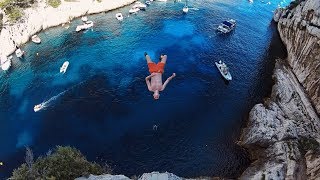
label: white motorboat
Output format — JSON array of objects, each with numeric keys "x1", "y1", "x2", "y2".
[
  {"x1": 34, "y1": 103, "x2": 45, "y2": 112},
  {"x1": 215, "y1": 60, "x2": 232, "y2": 81},
  {"x1": 135, "y1": 1, "x2": 147, "y2": 9},
  {"x1": 81, "y1": 16, "x2": 88, "y2": 22},
  {"x1": 116, "y1": 13, "x2": 123, "y2": 21},
  {"x1": 1, "y1": 55, "x2": 11, "y2": 71},
  {"x1": 217, "y1": 19, "x2": 236, "y2": 34},
  {"x1": 31, "y1": 35, "x2": 41, "y2": 44},
  {"x1": 183, "y1": 5, "x2": 189, "y2": 13},
  {"x1": 15, "y1": 48, "x2": 24, "y2": 58},
  {"x1": 129, "y1": 6, "x2": 140, "y2": 14},
  {"x1": 76, "y1": 21, "x2": 94, "y2": 32},
  {"x1": 146, "y1": 1, "x2": 151, "y2": 5},
  {"x1": 60, "y1": 61, "x2": 69, "y2": 74}
]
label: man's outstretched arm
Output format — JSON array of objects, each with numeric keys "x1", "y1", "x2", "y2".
[{"x1": 161, "y1": 73, "x2": 176, "y2": 91}]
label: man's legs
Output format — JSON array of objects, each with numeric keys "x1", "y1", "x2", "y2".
[
  {"x1": 145, "y1": 52, "x2": 153, "y2": 64},
  {"x1": 160, "y1": 54, "x2": 167, "y2": 64}
]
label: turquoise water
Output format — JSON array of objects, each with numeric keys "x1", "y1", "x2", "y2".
[{"x1": 0, "y1": 0, "x2": 289, "y2": 178}]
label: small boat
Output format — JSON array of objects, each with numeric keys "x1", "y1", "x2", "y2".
[
  {"x1": 135, "y1": 1, "x2": 147, "y2": 10},
  {"x1": 60, "y1": 61, "x2": 69, "y2": 74},
  {"x1": 34, "y1": 103, "x2": 44, "y2": 112},
  {"x1": 146, "y1": 1, "x2": 151, "y2": 5},
  {"x1": 157, "y1": 0, "x2": 167, "y2": 1},
  {"x1": 76, "y1": 21, "x2": 94, "y2": 32},
  {"x1": 1, "y1": 55, "x2": 11, "y2": 71},
  {"x1": 116, "y1": 13, "x2": 123, "y2": 21},
  {"x1": 129, "y1": 6, "x2": 140, "y2": 14},
  {"x1": 31, "y1": 35, "x2": 41, "y2": 44},
  {"x1": 81, "y1": 16, "x2": 88, "y2": 22},
  {"x1": 217, "y1": 19, "x2": 236, "y2": 34},
  {"x1": 215, "y1": 60, "x2": 232, "y2": 81},
  {"x1": 183, "y1": 5, "x2": 189, "y2": 13},
  {"x1": 15, "y1": 48, "x2": 24, "y2": 58}
]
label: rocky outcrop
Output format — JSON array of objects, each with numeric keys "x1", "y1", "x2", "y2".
[
  {"x1": 75, "y1": 172, "x2": 201, "y2": 180},
  {"x1": 240, "y1": 0, "x2": 320, "y2": 179},
  {"x1": 275, "y1": 0, "x2": 320, "y2": 114},
  {"x1": 240, "y1": 61, "x2": 320, "y2": 179},
  {"x1": 0, "y1": 0, "x2": 136, "y2": 57}
]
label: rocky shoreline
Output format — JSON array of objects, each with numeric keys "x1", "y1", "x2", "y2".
[
  {"x1": 239, "y1": 0, "x2": 320, "y2": 179},
  {"x1": 0, "y1": 0, "x2": 136, "y2": 57}
]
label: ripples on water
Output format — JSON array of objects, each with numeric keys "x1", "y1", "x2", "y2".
[{"x1": 0, "y1": 0, "x2": 289, "y2": 178}]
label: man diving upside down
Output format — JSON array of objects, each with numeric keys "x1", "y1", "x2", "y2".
[{"x1": 144, "y1": 52, "x2": 176, "y2": 100}]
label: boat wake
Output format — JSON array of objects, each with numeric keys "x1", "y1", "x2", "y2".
[
  {"x1": 34, "y1": 90, "x2": 66, "y2": 112},
  {"x1": 34, "y1": 81, "x2": 86, "y2": 112}
]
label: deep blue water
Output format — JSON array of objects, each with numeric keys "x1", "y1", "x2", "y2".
[{"x1": 0, "y1": 0, "x2": 289, "y2": 178}]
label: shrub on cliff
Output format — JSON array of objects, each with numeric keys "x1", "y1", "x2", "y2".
[
  {"x1": 11, "y1": 146, "x2": 108, "y2": 180},
  {"x1": 47, "y1": 0, "x2": 61, "y2": 8},
  {"x1": 0, "y1": 0, "x2": 35, "y2": 22}
]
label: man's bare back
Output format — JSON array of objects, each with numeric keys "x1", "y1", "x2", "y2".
[{"x1": 145, "y1": 53, "x2": 176, "y2": 99}]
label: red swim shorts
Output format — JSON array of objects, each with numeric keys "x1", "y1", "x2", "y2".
[{"x1": 148, "y1": 62, "x2": 165, "y2": 74}]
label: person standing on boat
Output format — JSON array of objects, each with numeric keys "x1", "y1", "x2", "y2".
[{"x1": 144, "y1": 52, "x2": 176, "y2": 100}]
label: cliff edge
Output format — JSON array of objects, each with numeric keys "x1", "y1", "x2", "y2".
[{"x1": 240, "y1": 0, "x2": 320, "y2": 179}]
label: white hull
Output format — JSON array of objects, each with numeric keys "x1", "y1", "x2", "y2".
[
  {"x1": 31, "y1": 35, "x2": 41, "y2": 44},
  {"x1": 15, "y1": 48, "x2": 24, "y2": 58},
  {"x1": 76, "y1": 21, "x2": 93, "y2": 32},
  {"x1": 217, "y1": 19, "x2": 236, "y2": 34},
  {"x1": 34, "y1": 103, "x2": 44, "y2": 112},
  {"x1": 116, "y1": 13, "x2": 124, "y2": 21},
  {"x1": 1, "y1": 55, "x2": 11, "y2": 71},
  {"x1": 60, "y1": 61, "x2": 69, "y2": 74},
  {"x1": 129, "y1": 7, "x2": 140, "y2": 13},
  {"x1": 183, "y1": 6, "x2": 189, "y2": 13},
  {"x1": 135, "y1": 1, "x2": 147, "y2": 9},
  {"x1": 215, "y1": 61, "x2": 232, "y2": 81},
  {"x1": 81, "y1": 16, "x2": 88, "y2": 22}
]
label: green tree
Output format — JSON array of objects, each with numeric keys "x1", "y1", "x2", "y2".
[{"x1": 11, "y1": 146, "x2": 108, "y2": 180}]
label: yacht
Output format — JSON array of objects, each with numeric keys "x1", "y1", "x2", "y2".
[
  {"x1": 183, "y1": 5, "x2": 188, "y2": 13},
  {"x1": 76, "y1": 21, "x2": 94, "y2": 32},
  {"x1": 129, "y1": 6, "x2": 140, "y2": 14},
  {"x1": 60, "y1": 61, "x2": 69, "y2": 74},
  {"x1": 116, "y1": 13, "x2": 124, "y2": 21},
  {"x1": 215, "y1": 60, "x2": 232, "y2": 81},
  {"x1": 81, "y1": 16, "x2": 88, "y2": 22},
  {"x1": 31, "y1": 35, "x2": 41, "y2": 44},
  {"x1": 15, "y1": 48, "x2": 24, "y2": 58},
  {"x1": 135, "y1": 1, "x2": 147, "y2": 10},
  {"x1": 34, "y1": 103, "x2": 45, "y2": 112},
  {"x1": 1, "y1": 55, "x2": 11, "y2": 71},
  {"x1": 217, "y1": 19, "x2": 236, "y2": 33}
]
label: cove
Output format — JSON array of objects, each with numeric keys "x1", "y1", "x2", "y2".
[{"x1": 0, "y1": 0, "x2": 289, "y2": 178}]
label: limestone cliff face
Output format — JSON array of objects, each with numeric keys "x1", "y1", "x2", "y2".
[
  {"x1": 0, "y1": 0, "x2": 136, "y2": 57},
  {"x1": 240, "y1": 0, "x2": 320, "y2": 179},
  {"x1": 275, "y1": 0, "x2": 320, "y2": 114},
  {"x1": 240, "y1": 61, "x2": 320, "y2": 179}
]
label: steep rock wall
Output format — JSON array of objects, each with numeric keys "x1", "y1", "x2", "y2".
[{"x1": 275, "y1": 0, "x2": 320, "y2": 114}]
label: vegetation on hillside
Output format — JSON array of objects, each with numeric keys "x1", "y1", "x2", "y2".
[
  {"x1": 0, "y1": 0, "x2": 35, "y2": 22},
  {"x1": 47, "y1": 0, "x2": 61, "y2": 8},
  {"x1": 11, "y1": 146, "x2": 109, "y2": 180}
]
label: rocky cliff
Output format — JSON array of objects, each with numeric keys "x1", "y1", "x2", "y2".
[
  {"x1": 274, "y1": 0, "x2": 320, "y2": 114},
  {"x1": 240, "y1": 0, "x2": 320, "y2": 179},
  {"x1": 0, "y1": 0, "x2": 136, "y2": 57}
]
